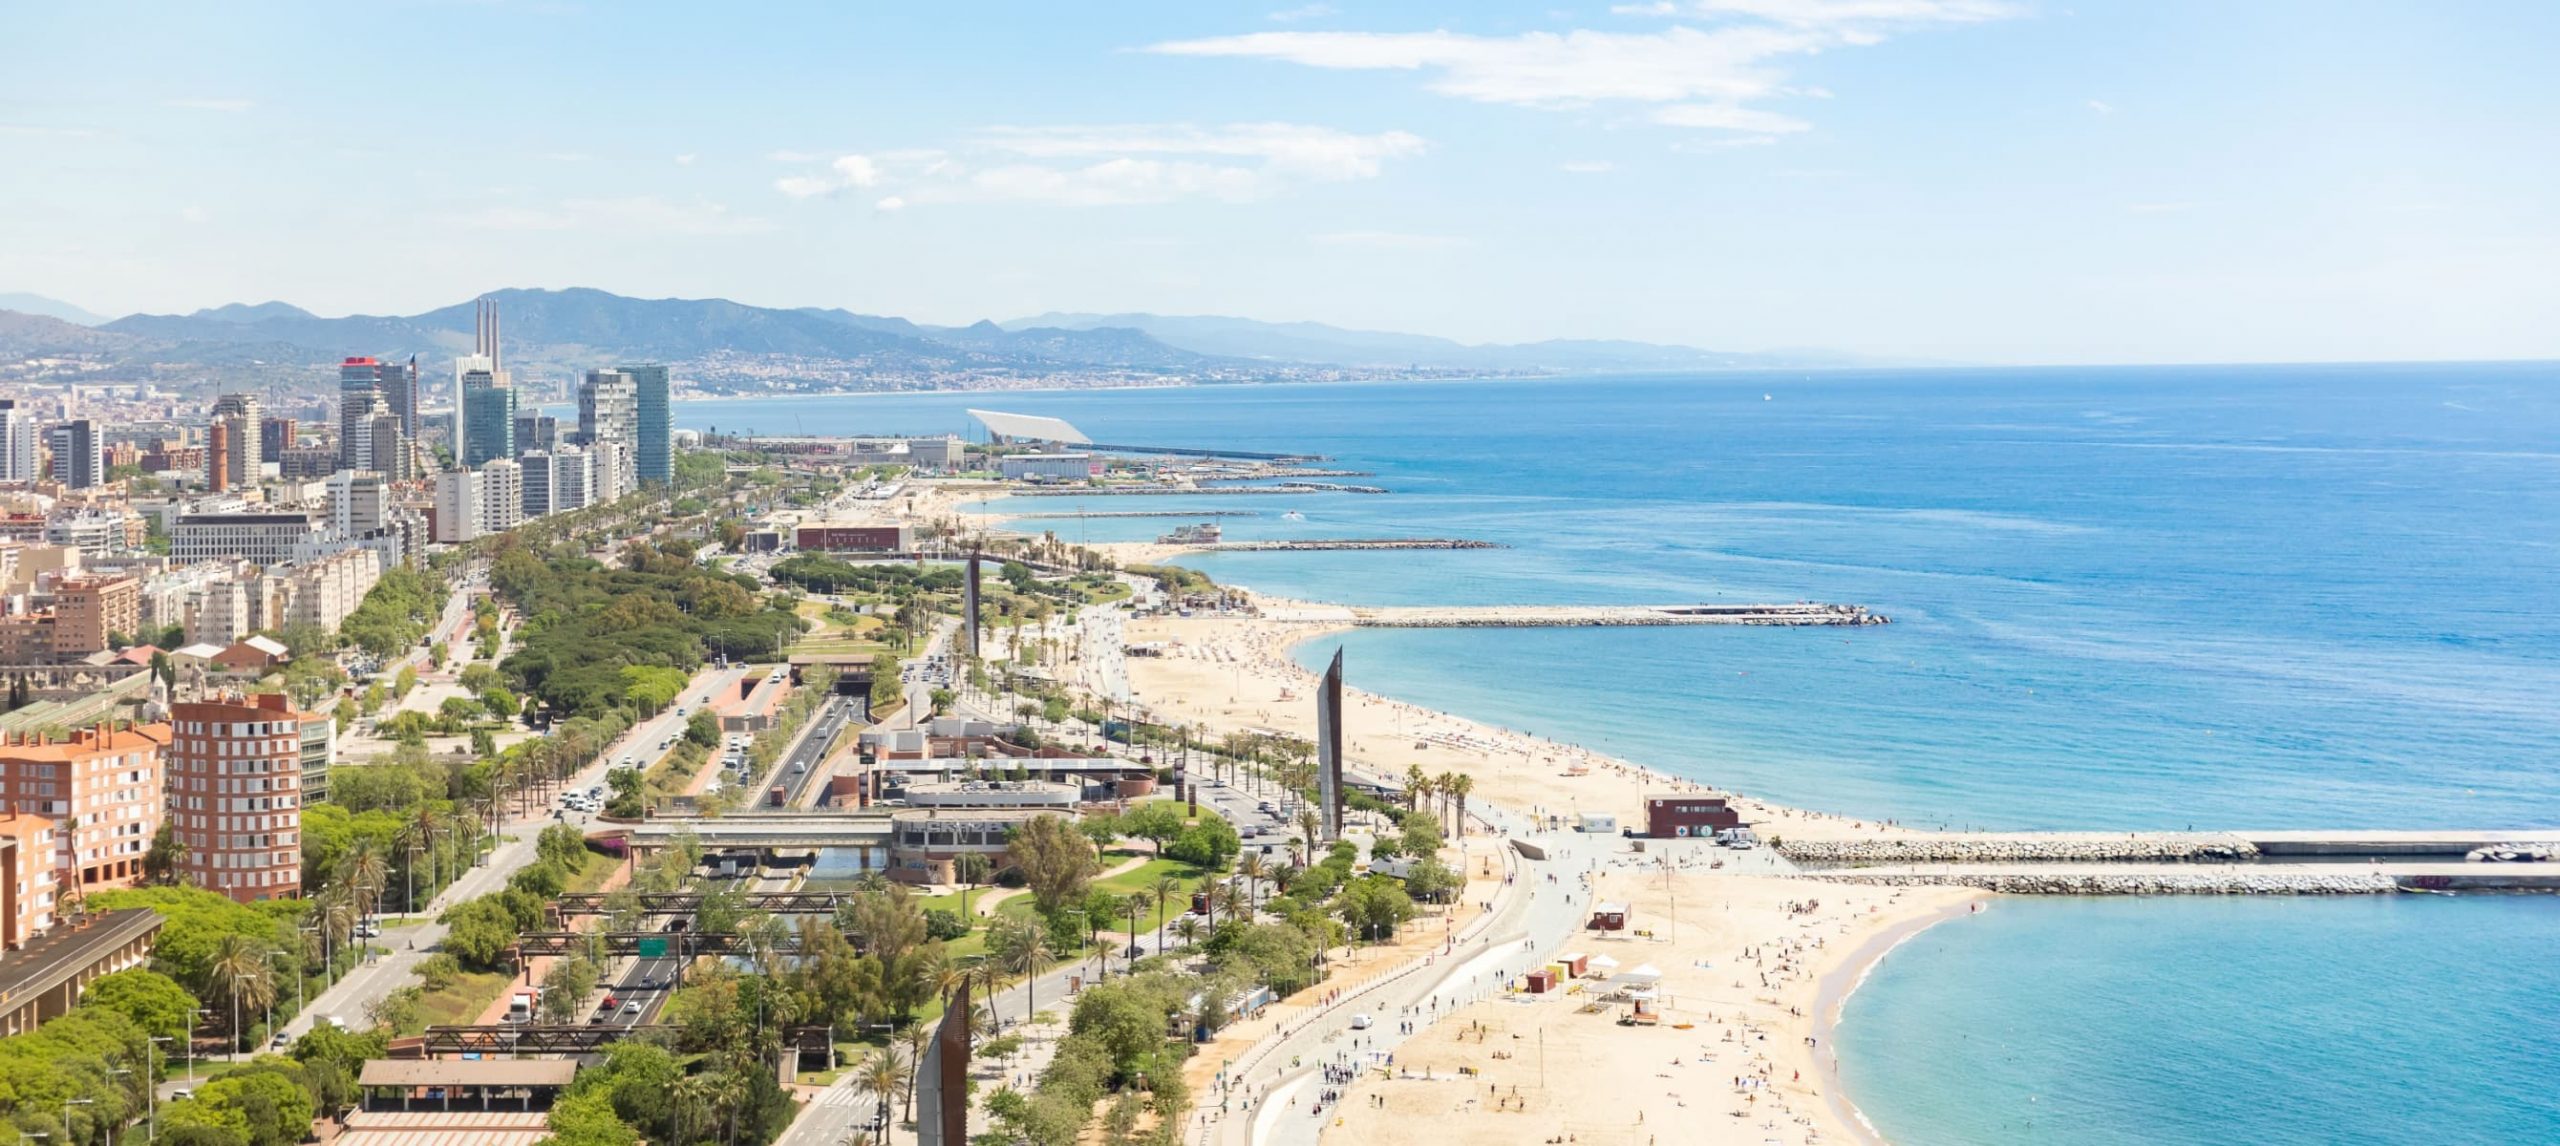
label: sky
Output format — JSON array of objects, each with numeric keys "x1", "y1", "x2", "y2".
[{"x1": 4, "y1": 0, "x2": 2557, "y2": 365}]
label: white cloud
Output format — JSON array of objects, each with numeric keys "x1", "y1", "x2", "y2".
[
  {"x1": 773, "y1": 123, "x2": 1424, "y2": 208},
  {"x1": 674, "y1": 153, "x2": 698, "y2": 166},
  {"x1": 179, "y1": 206, "x2": 208, "y2": 223},
  {"x1": 1611, "y1": 2, "x2": 1679, "y2": 13},
  {"x1": 163, "y1": 97, "x2": 252, "y2": 113},
  {"x1": 1147, "y1": 2, "x2": 2018, "y2": 140},
  {"x1": 1560, "y1": 160, "x2": 1616, "y2": 173},
  {"x1": 1269, "y1": 2, "x2": 1336, "y2": 20},
  {"x1": 874, "y1": 196, "x2": 906, "y2": 212},
  {"x1": 2087, "y1": 98, "x2": 2115, "y2": 114},
  {"x1": 1312, "y1": 230, "x2": 1469, "y2": 248}
]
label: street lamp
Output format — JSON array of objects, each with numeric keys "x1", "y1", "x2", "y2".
[
  {"x1": 148, "y1": 1036, "x2": 173, "y2": 1142},
  {"x1": 61, "y1": 1098, "x2": 93, "y2": 1146}
]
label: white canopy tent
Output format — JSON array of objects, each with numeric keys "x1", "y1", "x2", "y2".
[{"x1": 1616, "y1": 963, "x2": 1663, "y2": 986}]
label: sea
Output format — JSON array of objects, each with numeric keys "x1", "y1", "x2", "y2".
[{"x1": 677, "y1": 363, "x2": 2560, "y2": 1144}]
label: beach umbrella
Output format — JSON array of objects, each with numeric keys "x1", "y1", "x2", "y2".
[{"x1": 1588, "y1": 954, "x2": 1620, "y2": 971}]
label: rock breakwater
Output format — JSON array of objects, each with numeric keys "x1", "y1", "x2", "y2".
[
  {"x1": 1779, "y1": 834, "x2": 2260, "y2": 864},
  {"x1": 1809, "y1": 871, "x2": 2397, "y2": 895}
]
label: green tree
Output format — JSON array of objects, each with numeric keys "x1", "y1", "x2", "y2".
[
  {"x1": 685, "y1": 709, "x2": 719, "y2": 747},
  {"x1": 81, "y1": 968, "x2": 199, "y2": 1042},
  {"x1": 1119, "y1": 801, "x2": 1186, "y2": 857},
  {"x1": 1004, "y1": 814, "x2": 1100, "y2": 915}
]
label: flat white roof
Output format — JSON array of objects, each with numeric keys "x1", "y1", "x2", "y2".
[{"x1": 968, "y1": 409, "x2": 1091, "y2": 445}]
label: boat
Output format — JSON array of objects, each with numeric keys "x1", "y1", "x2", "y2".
[
  {"x1": 1158, "y1": 522, "x2": 1224, "y2": 544},
  {"x1": 1281, "y1": 510, "x2": 1306, "y2": 521}
]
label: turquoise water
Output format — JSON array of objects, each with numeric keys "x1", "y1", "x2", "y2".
[
  {"x1": 678, "y1": 365, "x2": 2560, "y2": 1142},
  {"x1": 1838, "y1": 896, "x2": 2560, "y2": 1145}
]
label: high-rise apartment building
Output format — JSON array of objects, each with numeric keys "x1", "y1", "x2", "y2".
[
  {"x1": 578, "y1": 369, "x2": 638, "y2": 450},
  {"x1": 52, "y1": 575, "x2": 138, "y2": 657},
  {"x1": 627, "y1": 364, "x2": 672, "y2": 485},
  {"x1": 326, "y1": 471, "x2": 387, "y2": 538},
  {"x1": 47, "y1": 420, "x2": 101, "y2": 489},
  {"x1": 513, "y1": 411, "x2": 558, "y2": 455},
  {"x1": 168, "y1": 696, "x2": 305, "y2": 903},
  {"x1": 0, "y1": 814, "x2": 61, "y2": 949},
  {"x1": 479, "y1": 458, "x2": 522, "y2": 534},
  {"x1": 209, "y1": 393, "x2": 263, "y2": 490},
  {"x1": 0, "y1": 400, "x2": 38, "y2": 483},
  {"x1": 367, "y1": 412, "x2": 408, "y2": 481},
  {"x1": 0, "y1": 724, "x2": 168, "y2": 893},
  {"x1": 431, "y1": 463, "x2": 521, "y2": 543},
  {"x1": 259, "y1": 416, "x2": 297, "y2": 463},
  {"x1": 339, "y1": 358, "x2": 386, "y2": 472},
  {"x1": 520, "y1": 448, "x2": 595, "y2": 518}
]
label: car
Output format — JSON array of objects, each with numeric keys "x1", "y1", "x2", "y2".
[
  {"x1": 1350, "y1": 1013, "x2": 1374, "y2": 1030},
  {"x1": 622, "y1": 1001, "x2": 644, "y2": 1017},
  {"x1": 639, "y1": 976, "x2": 662, "y2": 990},
  {"x1": 271, "y1": 1032, "x2": 289, "y2": 1048},
  {"x1": 587, "y1": 1014, "x2": 607, "y2": 1025},
  {"x1": 171, "y1": 1089, "x2": 193, "y2": 1101},
  {"x1": 601, "y1": 994, "x2": 619, "y2": 1009}
]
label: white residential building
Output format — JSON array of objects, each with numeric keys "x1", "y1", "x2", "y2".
[{"x1": 170, "y1": 513, "x2": 326, "y2": 566}]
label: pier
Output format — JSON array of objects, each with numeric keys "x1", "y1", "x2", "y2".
[
  {"x1": 1328, "y1": 602, "x2": 1886, "y2": 627},
  {"x1": 1008, "y1": 509, "x2": 1264, "y2": 519},
  {"x1": 1780, "y1": 829, "x2": 2560, "y2": 895},
  {"x1": 1009, "y1": 481, "x2": 1388, "y2": 497},
  {"x1": 1201, "y1": 538, "x2": 1502, "y2": 552}
]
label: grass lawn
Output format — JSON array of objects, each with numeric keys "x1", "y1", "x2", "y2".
[
  {"x1": 993, "y1": 855, "x2": 1206, "y2": 934},
  {"x1": 416, "y1": 969, "x2": 514, "y2": 1028},
  {"x1": 565, "y1": 848, "x2": 623, "y2": 894}
]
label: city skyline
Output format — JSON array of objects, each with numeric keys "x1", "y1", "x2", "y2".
[{"x1": 4, "y1": 2, "x2": 2556, "y2": 365}]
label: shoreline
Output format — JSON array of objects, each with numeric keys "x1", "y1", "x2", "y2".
[{"x1": 1812, "y1": 895, "x2": 1991, "y2": 1146}]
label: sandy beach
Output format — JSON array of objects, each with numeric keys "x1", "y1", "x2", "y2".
[{"x1": 923, "y1": 488, "x2": 1983, "y2": 1145}]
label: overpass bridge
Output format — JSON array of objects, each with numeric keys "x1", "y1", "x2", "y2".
[
  {"x1": 591, "y1": 812, "x2": 897, "y2": 858},
  {"x1": 512, "y1": 929, "x2": 820, "y2": 958},
  {"x1": 551, "y1": 891, "x2": 859, "y2": 916}
]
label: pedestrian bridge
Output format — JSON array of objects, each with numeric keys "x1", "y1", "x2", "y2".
[{"x1": 589, "y1": 812, "x2": 897, "y2": 856}]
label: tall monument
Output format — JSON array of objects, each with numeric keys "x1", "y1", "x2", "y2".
[
  {"x1": 1317, "y1": 648, "x2": 1345, "y2": 841},
  {"x1": 963, "y1": 552, "x2": 982, "y2": 659}
]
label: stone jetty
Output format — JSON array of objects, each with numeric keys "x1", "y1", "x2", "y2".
[
  {"x1": 1201, "y1": 538, "x2": 1502, "y2": 552},
  {"x1": 1810, "y1": 870, "x2": 2397, "y2": 895},
  {"x1": 1347, "y1": 602, "x2": 1885, "y2": 628},
  {"x1": 1009, "y1": 481, "x2": 1388, "y2": 497},
  {"x1": 1008, "y1": 510, "x2": 1265, "y2": 519},
  {"x1": 1780, "y1": 833, "x2": 2260, "y2": 864}
]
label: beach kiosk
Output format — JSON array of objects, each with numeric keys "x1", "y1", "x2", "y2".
[
  {"x1": 1558, "y1": 952, "x2": 1590, "y2": 979},
  {"x1": 1589, "y1": 901, "x2": 1629, "y2": 931}
]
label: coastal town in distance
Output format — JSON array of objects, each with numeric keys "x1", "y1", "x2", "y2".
[{"x1": 8, "y1": 4, "x2": 2559, "y2": 1146}]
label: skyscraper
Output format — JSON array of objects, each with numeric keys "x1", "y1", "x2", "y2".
[
  {"x1": 258, "y1": 415, "x2": 296, "y2": 463},
  {"x1": 455, "y1": 297, "x2": 513, "y2": 467},
  {"x1": 513, "y1": 411, "x2": 558, "y2": 455},
  {"x1": 339, "y1": 358, "x2": 385, "y2": 472},
  {"x1": 47, "y1": 420, "x2": 101, "y2": 488},
  {"x1": 368, "y1": 412, "x2": 408, "y2": 481},
  {"x1": 579, "y1": 369, "x2": 640, "y2": 493},
  {"x1": 627, "y1": 364, "x2": 672, "y2": 485},
  {"x1": 211, "y1": 393, "x2": 262, "y2": 490},
  {"x1": 461, "y1": 370, "x2": 516, "y2": 467},
  {"x1": 0, "y1": 400, "x2": 37, "y2": 483},
  {"x1": 380, "y1": 355, "x2": 421, "y2": 438}
]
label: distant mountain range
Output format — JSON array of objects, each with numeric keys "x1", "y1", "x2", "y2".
[
  {"x1": 0, "y1": 286, "x2": 1894, "y2": 392},
  {"x1": 1001, "y1": 311, "x2": 1899, "y2": 372}
]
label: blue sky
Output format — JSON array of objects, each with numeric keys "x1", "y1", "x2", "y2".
[{"x1": 4, "y1": 0, "x2": 2556, "y2": 364}]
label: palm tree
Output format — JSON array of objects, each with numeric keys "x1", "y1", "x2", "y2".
[
  {"x1": 1447, "y1": 772, "x2": 1475, "y2": 837},
  {"x1": 1236, "y1": 852, "x2": 1267, "y2": 914},
  {"x1": 954, "y1": 852, "x2": 994, "y2": 919},
  {"x1": 1268, "y1": 860, "x2": 1301, "y2": 901},
  {"x1": 1405, "y1": 764, "x2": 1429, "y2": 812},
  {"x1": 1149, "y1": 874, "x2": 1182, "y2": 955},
  {"x1": 207, "y1": 934, "x2": 275, "y2": 1052},
  {"x1": 341, "y1": 838, "x2": 390, "y2": 924},
  {"x1": 1196, "y1": 873, "x2": 1221, "y2": 930},
  {"x1": 991, "y1": 914, "x2": 1050, "y2": 1027},
  {"x1": 1436, "y1": 771, "x2": 1463, "y2": 833},
  {"x1": 1296, "y1": 809, "x2": 1323, "y2": 865},
  {"x1": 1122, "y1": 893, "x2": 1150, "y2": 958},
  {"x1": 858, "y1": 1046, "x2": 909, "y2": 1134},
  {"x1": 1172, "y1": 915, "x2": 1202, "y2": 949}
]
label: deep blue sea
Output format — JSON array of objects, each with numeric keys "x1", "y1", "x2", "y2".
[{"x1": 678, "y1": 363, "x2": 2560, "y2": 1143}]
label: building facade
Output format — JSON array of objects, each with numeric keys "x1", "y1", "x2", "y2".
[
  {"x1": 460, "y1": 369, "x2": 516, "y2": 468},
  {"x1": 52, "y1": 575, "x2": 138, "y2": 658},
  {"x1": 626, "y1": 364, "x2": 672, "y2": 485},
  {"x1": 0, "y1": 401, "x2": 37, "y2": 484},
  {"x1": 0, "y1": 724, "x2": 168, "y2": 893},
  {"x1": 339, "y1": 358, "x2": 386, "y2": 473},
  {"x1": 168, "y1": 696, "x2": 306, "y2": 903},
  {"x1": 47, "y1": 421, "x2": 101, "y2": 489},
  {"x1": 171, "y1": 513, "x2": 326, "y2": 566}
]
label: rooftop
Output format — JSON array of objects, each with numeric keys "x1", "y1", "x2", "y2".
[
  {"x1": 968, "y1": 409, "x2": 1091, "y2": 445},
  {"x1": 359, "y1": 1059, "x2": 578, "y2": 1088}
]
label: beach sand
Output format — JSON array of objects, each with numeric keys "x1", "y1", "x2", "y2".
[
  {"x1": 1318, "y1": 872, "x2": 1981, "y2": 1146},
  {"x1": 1106, "y1": 608, "x2": 1982, "y2": 1145}
]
